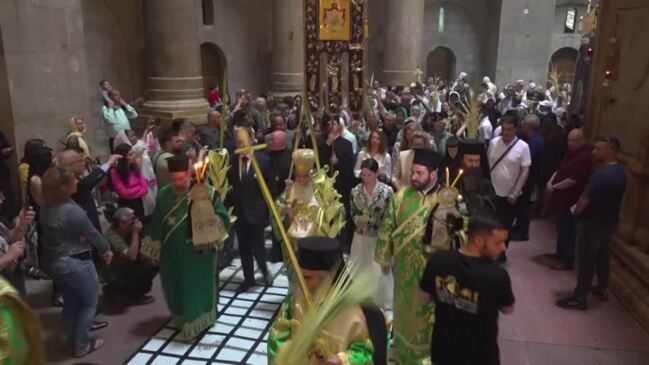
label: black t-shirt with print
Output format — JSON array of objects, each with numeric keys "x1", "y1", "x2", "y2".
[{"x1": 419, "y1": 249, "x2": 515, "y2": 365}]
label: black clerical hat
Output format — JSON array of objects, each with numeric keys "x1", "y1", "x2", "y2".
[
  {"x1": 412, "y1": 149, "x2": 441, "y2": 170},
  {"x1": 459, "y1": 138, "x2": 485, "y2": 155},
  {"x1": 298, "y1": 236, "x2": 343, "y2": 271},
  {"x1": 167, "y1": 155, "x2": 189, "y2": 173}
]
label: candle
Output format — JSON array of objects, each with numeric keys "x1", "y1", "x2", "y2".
[
  {"x1": 451, "y1": 169, "x2": 464, "y2": 188},
  {"x1": 446, "y1": 167, "x2": 450, "y2": 187},
  {"x1": 200, "y1": 156, "x2": 209, "y2": 178},
  {"x1": 194, "y1": 162, "x2": 202, "y2": 182}
]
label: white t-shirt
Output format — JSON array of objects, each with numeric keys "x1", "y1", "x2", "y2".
[
  {"x1": 478, "y1": 116, "x2": 493, "y2": 142},
  {"x1": 488, "y1": 136, "x2": 531, "y2": 197}
]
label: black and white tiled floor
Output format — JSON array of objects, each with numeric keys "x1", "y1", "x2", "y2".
[{"x1": 126, "y1": 259, "x2": 288, "y2": 365}]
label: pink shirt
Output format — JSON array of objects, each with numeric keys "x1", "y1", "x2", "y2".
[{"x1": 109, "y1": 168, "x2": 148, "y2": 199}]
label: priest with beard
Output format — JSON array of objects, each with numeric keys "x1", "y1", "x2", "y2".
[{"x1": 457, "y1": 139, "x2": 496, "y2": 216}]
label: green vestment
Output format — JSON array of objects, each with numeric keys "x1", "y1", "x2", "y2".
[
  {"x1": 376, "y1": 186, "x2": 439, "y2": 365},
  {"x1": 142, "y1": 184, "x2": 230, "y2": 341}
]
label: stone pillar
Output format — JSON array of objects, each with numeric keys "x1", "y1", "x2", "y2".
[
  {"x1": 381, "y1": 0, "x2": 425, "y2": 86},
  {"x1": 494, "y1": 0, "x2": 556, "y2": 84},
  {"x1": 140, "y1": 0, "x2": 210, "y2": 125},
  {"x1": 270, "y1": 0, "x2": 305, "y2": 96}
]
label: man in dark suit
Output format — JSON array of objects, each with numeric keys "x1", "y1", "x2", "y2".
[
  {"x1": 267, "y1": 131, "x2": 293, "y2": 197},
  {"x1": 58, "y1": 148, "x2": 122, "y2": 232},
  {"x1": 266, "y1": 130, "x2": 292, "y2": 262},
  {"x1": 227, "y1": 129, "x2": 276, "y2": 292},
  {"x1": 322, "y1": 115, "x2": 357, "y2": 250}
]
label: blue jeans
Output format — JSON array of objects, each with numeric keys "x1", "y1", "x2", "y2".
[
  {"x1": 48, "y1": 257, "x2": 99, "y2": 351},
  {"x1": 555, "y1": 211, "x2": 576, "y2": 268}
]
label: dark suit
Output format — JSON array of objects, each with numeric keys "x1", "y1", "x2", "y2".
[
  {"x1": 72, "y1": 167, "x2": 108, "y2": 232},
  {"x1": 321, "y1": 136, "x2": 357, "y2": 249},
  {"x1": 268, "y1": 149, "x2": 293, "y2": 197},
  {"x1": 227, "y1": 151, "x2": 275, "y2": 283}
]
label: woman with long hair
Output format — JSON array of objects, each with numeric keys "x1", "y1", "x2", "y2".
[
  {"x1": 27, "y1": 146, "x2": 55, "y2": 211},
  {"x1": 350, "y1": 158, "x2": 394, "y2": 309},
  {"x1": 109, "y1": 144, "x2": 148, "y2": 219},
  {"x1": 354, "y1": 129, "x2": 392, "y2": 183},
  {"x1": 113, "y1": 129, "x2": 158, "y2": 216},
  {"x1": 18, "y1": 138, "x2": 45, "y2": 200},
  {"x1": 39, "y1": 167, "x2": 111, "y2": 357}
]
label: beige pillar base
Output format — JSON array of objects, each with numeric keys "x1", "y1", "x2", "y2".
[{"x1": 138, "y1": 103, "x2": 211, "y2": 129}]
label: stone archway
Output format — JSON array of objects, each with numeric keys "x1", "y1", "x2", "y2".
[
  {"x1": 426, "y1": 46, "x2": 456, "y2": 84},
  {"x1": 200, "y1": 42, "x2": 227, "y2": 100},
  {"x1": 549, "y1": 47, "x2": 579, "y2": 84}
]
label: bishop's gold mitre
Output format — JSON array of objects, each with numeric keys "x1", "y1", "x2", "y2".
[{"x1": 293, "y1": 149, "x2": 315, "y2": 174}]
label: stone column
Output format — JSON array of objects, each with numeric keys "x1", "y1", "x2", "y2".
[
  {"x1": 140, "y1": 0, "x2": 210, "y2": 125},
  {"x1": 270, "y1": 0, "x2": 305, "y2": 96},
  {"x1": 382, "y1": 0, "x2": 425, "y2": 86}
]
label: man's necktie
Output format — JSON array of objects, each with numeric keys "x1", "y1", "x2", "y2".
[{"x1": 240, "y1": 155, "x2": 249, "y2": 180}]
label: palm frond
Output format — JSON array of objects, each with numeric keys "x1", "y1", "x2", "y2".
[
  {"x1": 548, "y1": 63, "x2": 564, "y2": 99},
  {"x1": 275, "y1": 264, "x2": 377, "y2": 364},
  {"x1": 458, "y1": 97, "x2": 481, "y2": 139}
]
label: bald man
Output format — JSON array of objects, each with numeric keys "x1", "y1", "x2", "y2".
[
  {"x1": 546, "y1": 129, "x2": 593, "y2": 270},
  {"x1": 264, "y1": 114, "x2": 295, "y2": 150},
  {"x1": 58, "y1": 149, "x2": 121, "y2": 232},
  {"x1": 267, "y1": 130, "x2": 292, "y2": 192}
]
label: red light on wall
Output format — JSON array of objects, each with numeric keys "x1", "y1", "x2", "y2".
[
  {"x1": 587, "y1": 46, "x2": 594, "y2": 55},
  {"x1": 605, "y1": 70, "x2": 612, "y2": 79}
]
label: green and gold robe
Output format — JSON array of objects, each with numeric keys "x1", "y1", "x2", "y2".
[
  {"x1": 142, "y1": 184, "x2": 230, "y2": 341},
  {"x1": 376, "y1": 186, "x2": 439, "y2": 365},
  {"x1": 0, "y1": 278, "x2": 43, "y2": 365},
  {"x1": 268, "y1": 293, "x2": 374, "y2": 365}
]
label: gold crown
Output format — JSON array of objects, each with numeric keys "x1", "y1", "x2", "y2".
[{"x1": 293, "y1": 149, "x2": 315, "y2": 174}]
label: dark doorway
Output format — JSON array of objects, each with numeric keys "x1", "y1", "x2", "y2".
[
  {"x1": 426, "y1": 46, "x2": 456, "y2": 84},
  {"x1": 549, "y1": 47, "x2": 579, "y2": 84},
  {"x1": 200, "y1": 42, "x2": 227, "y2": 100}
]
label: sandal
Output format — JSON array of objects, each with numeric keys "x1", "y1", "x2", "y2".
[{"x1": 74, "y1": 338, "x2": 105, "y2": 358}]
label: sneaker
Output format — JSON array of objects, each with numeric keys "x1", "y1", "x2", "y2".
[
  {"x1": 74, "y1": 338, "x2": 104, "y2": 358},
  {"x1": 90, "y1": 321, "x2": 108, "y2": 332},
  {"x1": 556, "y1": 296, "x2": 587, "y2": 310}
]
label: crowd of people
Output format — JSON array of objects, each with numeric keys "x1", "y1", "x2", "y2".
[{"x1": 0, "y1": 71, "x2": 628, "y2": 364}]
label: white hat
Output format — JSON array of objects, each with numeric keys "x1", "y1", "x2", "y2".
[
  {"x1": 459, "y1": 72, "x2": 468, "y2": 80},
  {"x1": 482, "y1": 76, "x2": 491, "y2": 84}
]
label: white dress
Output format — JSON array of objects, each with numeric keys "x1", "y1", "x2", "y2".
[{"x1": 349, "y1": 181, "x2": 394, "y2": 310}]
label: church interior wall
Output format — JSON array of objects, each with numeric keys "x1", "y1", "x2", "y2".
[
  {"x1": 422, "y1": 0, "x2": 493, "y2": 87},
  {"x1": 495, "y1": 0, "x2": 557, "y2": 86},
  {"x1": 0, "y1": 0, "x2": 95, "y2": 159},
  {"x1": 200, "y1": 0, "x2": 272, "y2": 97},
  {"x1": 80, "y1": 0, "x2": 146, "y2": 157}
]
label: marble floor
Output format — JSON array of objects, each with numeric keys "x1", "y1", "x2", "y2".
[{"x1": 28, "y1": 219, "x2": 649, "y2": 364}]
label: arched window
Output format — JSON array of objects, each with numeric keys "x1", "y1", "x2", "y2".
[
  {"x1": 202, "y1": 0, "x2": 214, "y2": 26},
  {"x1": 438, "y1": 6, "x2": 446, "y2": 33},
  {"x1": 564, "y1": 8, "x2": 577, "y2": 33}
]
